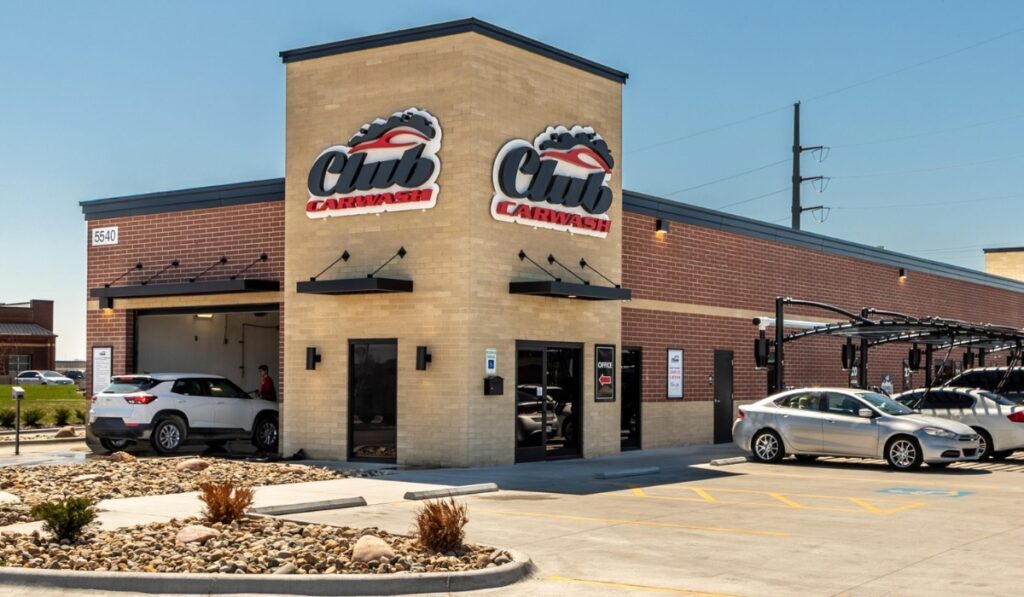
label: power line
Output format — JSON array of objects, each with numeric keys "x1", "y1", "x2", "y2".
[
  {"x1": 833, "y1": 192, "x2": 1024, "y2": 211},
  {"x1": 625, "y1": 105, "x2": 791, "y2": 155},
  {"x1": 661, "y1": 158, "x2": 789, "y2": 197},
  {"x1": 832, "y1": 112, "x2": 1024, "y2": 149},
  {"x1": 803, "y1": 25, "x2": 1024, "y2": 103},
  {"x1": 716, "y1": 186, "x2": 791, "y2": 210},
  {"x1": 832, "y1": 152, "x2": 1024, "y2": 179}
]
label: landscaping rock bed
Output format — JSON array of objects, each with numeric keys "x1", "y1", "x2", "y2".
[
  {"x1": 0, "y1": 517, "x2": 513, "y2": 575},
  {"x1": 0, "y1": 458, "x2": 346, "y2": 525}
]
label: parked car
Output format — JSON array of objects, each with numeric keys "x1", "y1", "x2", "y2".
[
  {"x1": 943, "y1": 367, "x2": 1024, "y2": 404},
  {"x1": 14, "y1": 370, "x2": 75, "y2": 386},
  {"x1": 62, "y1": 370, "x2": 85, "y2": 388},
  {"x1": 88, "y1": 373, "x2": 279, "y2": 454},
  {"x1": 893, "y1": 387, "x2": 1024, "y2": 460},
  {"x1": 734, "y1": 388, "x2": 981, "y2": 470}
]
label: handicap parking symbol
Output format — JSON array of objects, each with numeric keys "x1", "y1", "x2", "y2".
[{"x1": 878, "y1": 487, "x2": 972, "y2": 498}]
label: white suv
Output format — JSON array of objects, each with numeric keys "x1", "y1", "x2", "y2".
[{"x1": 88, "y1": 373, "x2": 279, "y2": 454}]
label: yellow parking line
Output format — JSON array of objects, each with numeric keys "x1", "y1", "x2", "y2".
[
  {"x1": 547, "y1": 576, "x2": 743, "y2": 596},
  {"x1": 473, "y1": 507, "x2": 787, "y2": 537},
  {"x1": 768, "y1": 492, "x2": 803, "y2": 509},
  {"x1": 690, "y1": 487, "x2": 718, "y2": 503},
  {"x1": 631, "y1": 486, "x2": 648, "y2": 497},
  {"x1": 616, "y1": 491, "x2": 864, "y2": 514},
  {"x1": 848, "y1": 497, "x2": 927, "y2": 515}
]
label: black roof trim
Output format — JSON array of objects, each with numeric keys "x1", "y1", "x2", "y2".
[
  {"x1": 90, "y1": 279, "x2": 280, "y2": 300},
  {"x1": 80, "y1": 178, "x2": 285, "y2": 221},
  {"x1": 296, "y1": 277, "x2": 413, "y2": 295},
  {"x1": 509, "y1": 280, "x2": 632, "y2": 301},
  {"x1": 279, "y1": 18, "x2": 628, "y2": 84},
  {"x1": 983, "y1": 247, "x2": 1024, "y2": 254},
  {"x1": 622, "y1": 189, "x2": 1024, "y2": 294}
]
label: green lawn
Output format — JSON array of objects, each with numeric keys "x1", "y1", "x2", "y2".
[{"x1": 0, "y1": 385, "x2": 88, "y2": 427}]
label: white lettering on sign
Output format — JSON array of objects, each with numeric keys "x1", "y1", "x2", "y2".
[{"x1": 91, "y1": 226, "x2": 118, "y2": 246}]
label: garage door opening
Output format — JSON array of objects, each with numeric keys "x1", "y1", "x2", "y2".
[{"x1": 135, "y1": 307, "x2": 280, "y2": 395}]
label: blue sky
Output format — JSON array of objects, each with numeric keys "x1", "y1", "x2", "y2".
[{"x1": 2, "y1": 1, "x2": 1023, "y2": 358}]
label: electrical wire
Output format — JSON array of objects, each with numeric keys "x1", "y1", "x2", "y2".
[
  {"x1": 715, "y1": 187, "x2": 791, "y2": 210},
  {"x1": 661, "y1": 158, "x2": 789, "y2": 197},
  {"x1": 832, "y1": 112, "x2": 1024, "y2": 149},
  {"x1": 625, "y1": 105, "x2": 791, "y2": 155},
  {"x1": 832, "y1": 192, "x2": 1024, "y2": 211},
  {"x1": 832, "y1": 152, "x2": 1024, "y2": 179}
]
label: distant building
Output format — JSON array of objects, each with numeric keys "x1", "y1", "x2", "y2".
[
  {"x1": 984, "y1": 247, "x2": 1024, "y2": 282},
  {"x1": 0, "y1": 300, "x2": 57, "y2": 375}
]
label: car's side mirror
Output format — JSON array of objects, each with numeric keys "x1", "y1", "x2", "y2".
[{"x1": 858, "y1": 408, "x2": 873, "y2": 418}]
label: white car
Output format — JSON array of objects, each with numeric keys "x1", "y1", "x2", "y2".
[
  {"x1": 88, "y1": 373, "x2": 279, "y2": 454},
  {"x1": 14, "y1": 370, "x2": 75, "y2": 386},
  {"x1": 894, "y1": 387, "x2": 1024, "y2": 460},
  {"x1": 734, "y1": 388, "x2": 981, "y2": 470}
]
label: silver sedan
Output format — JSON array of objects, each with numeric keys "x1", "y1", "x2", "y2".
[{"x1": 733, "y1": 388, "x2": 982, "y2": 470}]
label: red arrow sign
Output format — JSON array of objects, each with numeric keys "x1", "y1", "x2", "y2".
[{"x1": 598, "y1": 375, "x2": 612, "y2": 385}]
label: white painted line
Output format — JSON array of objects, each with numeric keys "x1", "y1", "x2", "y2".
[
  {"x1": 403, "y1": 483, "x2": 498, "y2": 500},
  {"x1": 595, "y1": 466, "x2": 661, "y2": 479}
]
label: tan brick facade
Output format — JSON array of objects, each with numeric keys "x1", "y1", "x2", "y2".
[
  {"x1": 283, "y1": 33, "x2": 623, "y2": 466},
  {"x1": 985, "y1": 249, "x2": 1024, "y2": 282}
]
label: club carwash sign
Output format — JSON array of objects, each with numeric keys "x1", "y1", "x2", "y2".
[
  {"x1": 490, "y1": 125, "x2": 614, "y2": 238},
  {"x1": 306, "y1": 108, "x2": 442, "y2": 218}
]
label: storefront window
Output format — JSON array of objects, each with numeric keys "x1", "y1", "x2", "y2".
[{"x1": 7, "y1": 355, "x2": 30, "y2": 375}]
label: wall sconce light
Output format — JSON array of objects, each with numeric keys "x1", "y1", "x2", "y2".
[
  {"x1": 655, "y1": 218, "x2": 670, "y2": 235},
  {"x1": 305, "y1": 347, "x2": 322, "y2": 370},
  {"x1": 416, "y1": 346, "x2": 432, "y2": 371},
  {"x1": 194, "y1": 313, "x2": 214, "y2": 320},
  {"x1": 898, "y1": 267, "x2": 907, "y2": 282},
  {"x1": 98, "y1": 297, "x2": 114, "y2": 310}
]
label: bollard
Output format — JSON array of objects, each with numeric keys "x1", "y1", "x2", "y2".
[{"x1": 11, "y1": 386, "x2": 24, "y2": 456}]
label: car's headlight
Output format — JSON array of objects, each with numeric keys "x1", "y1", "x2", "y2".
[{"x1": 922, "y1": 426, "x2": 958, "y2": 439}]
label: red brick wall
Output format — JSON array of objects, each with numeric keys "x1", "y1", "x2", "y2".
[
  {"x1": 85, "y1": 201, "x2": 284, "y2": 394},
  {"x1": 622, "y1": 211, "x2": 1024, "y2": 405}
]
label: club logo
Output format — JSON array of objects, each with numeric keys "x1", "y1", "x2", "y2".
[
  {"x1": 491, "y1": 125, "x2": 614, "y2": 238},
  {"x1": 306, "y1": 108, "x2": 442, "y2": 219}
]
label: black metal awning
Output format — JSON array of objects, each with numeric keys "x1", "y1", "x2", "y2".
[
  {"x1": 296, "y1": 277, "x2": 413, "y2": 295},
  {"x1": 91, "y1": 279, "x2": 280, "y2": 300},
  {"x1": 509, "y1": 280, "x2": 631, "y2": 301}
]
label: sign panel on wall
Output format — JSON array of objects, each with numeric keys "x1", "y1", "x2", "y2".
[
  {"x1": 305, "y1": 107, "x2": 442, "y2": 219},
  {"x1": 91, "y1": 226, "x2": 118, "y2": 246},
  {"x1": 595, "y1": 344, "x2": 616, "y2": 402},
  {"x1": 92, "y1": 346, "x2": 113, "y2": 395},
  {"x1": 491, "y1": 125, "x2": 614, "y2": 238},
  {"x1": 485, "y1": 348, "x2": 497, "y2": 376},
  {"x1": 667, "y1": 348, "x2": 684, "y2": 399}
]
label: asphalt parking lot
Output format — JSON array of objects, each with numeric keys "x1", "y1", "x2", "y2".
[{"x1": 3, "y1": 444, "x2": 1024, "y2": 596}]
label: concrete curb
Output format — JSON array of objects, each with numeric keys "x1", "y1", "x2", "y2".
[
  {"x1": 594, "y1": 466, "x2": 661, "y2": 479},
  {"x1": 250, "y1": 497, "x2": 367, "y2": 515},
  {"x1": 0, "y1": 549, "x2": 532, "y2": 595},
  {"x1": 709, "y1": 456, "x2": 749, "y2": 466},
  {"x1": 403, "y1": 483, "x2": 498, "y2": 500}
]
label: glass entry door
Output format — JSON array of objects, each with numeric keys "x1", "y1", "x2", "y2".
[
  {"x1": 349, "y1": 339, "x2": 397, "y2": 462},
  {"x1": 515, "y1": 342, "x2": 582, "y2": 463}
]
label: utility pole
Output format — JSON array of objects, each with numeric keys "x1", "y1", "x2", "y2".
[{"x1": 791, "y1": 101, "x2": 828, "y2": 230}]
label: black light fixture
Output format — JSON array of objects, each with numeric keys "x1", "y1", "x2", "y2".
[
  {"x1": 841, "y1": 341, "x2": 857, "y2": 370},
  {"x1": 305, "y1": 347, "x2": 322, "y2": 370},
  {"x1": 963, "y1": 350, "x2": 975, "y2": 369},
  {"x1": 416, "y1": 346, "x2": 432, "y2": 371},
  {"x1": 908, "y1": 344, "x2": 922, "y2": 371},
  {"x1": 656, "y1": 218, "x2": 670, "y2": 235},
  {"x1": 898, "y1": 267, "x2": 907, "y2": 282},
  {"x1": 99, "y1": 297, "x2": 114, "y2": 310}
]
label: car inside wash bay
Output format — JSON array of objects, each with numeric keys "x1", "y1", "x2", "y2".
[{"x1": 80, "y1": 18, "x2": 1024, "y2": 467}]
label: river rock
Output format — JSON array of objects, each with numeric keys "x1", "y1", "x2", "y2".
[
  {"x1": 175, "y1": 525, "x2": 221, "y2": 545},
  {"x1": 54, "y1": 427, "x2": 76, "y2": 438},
  {"x1": 273, "y1": 562, "x2": 297, "y2": 574},
  {"x1": 352, "y1": 535, "x2": 395, "y2": 563},
  {"x1": 175, "y1": 459, "x2": 210, "y2": 472},
  {"x1": 108, "y1": 451, "x2": 136, "y2": 463}
]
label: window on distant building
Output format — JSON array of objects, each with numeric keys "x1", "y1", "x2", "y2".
[{"x1": 7, "y1": 355, "x2": 30, "y2": 375}]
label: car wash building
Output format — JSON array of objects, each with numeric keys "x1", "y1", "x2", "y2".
[{"x1": 81, "y1": 19, "x2": 1024, "y2": 466}]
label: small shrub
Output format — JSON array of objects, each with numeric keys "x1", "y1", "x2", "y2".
[
  {"x1": 0, "y1": 409, "x2": 15, "y2": 428},
  {"x1": 21, "y1": 408, "x2": 45, "y2": 427},
  {"x1": 74, "y1": 409, "x2": 86, "y2": 424},
  {"x1": 415, "y1": 498, "x2": 468, "y2": 553},
  {"x1": 53, "y1": 407, "x2": 72, "y2": 427},
  {"x1": 199, "y1": 481, "x2": 254, "y2": 524},
  {"x1": 30, "y1": 497, "x2": 96, "y2": 542}
]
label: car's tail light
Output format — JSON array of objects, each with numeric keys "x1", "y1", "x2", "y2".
[
  {"x1": 124, "y1": 394, "x2": 157, "y2": 405},
  {"x1": 89, "y1": 395, "x2": 98, "y2": 403},
  {"x1": 1008, "y1": 411, "x2": 1024, "y2": 423},
  {"x1": 737, "y1": 409, "x2": 745, "y2": 421}
]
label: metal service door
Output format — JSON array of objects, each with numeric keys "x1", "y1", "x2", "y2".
[{"x1": 713, "y1": 350, "x2": 735, "y2": 444}]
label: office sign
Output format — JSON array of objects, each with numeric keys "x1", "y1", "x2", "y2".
[
  {"x1": 306, "y1": 107, "x2": 442, "y2": 218},
  {"x1": 667, "y1": 348, "x2": 684, "y2": 399},
  {"x1": 595, "y1": 344, "x2": 615, "y2": 401},
  {"x1": 491, "y1": 125, "x2": 614, "y2": 237},
  {"x1": 92, "y1": 346, "x2": 113, "y2": 395}
]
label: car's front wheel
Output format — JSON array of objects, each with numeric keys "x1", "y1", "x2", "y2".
[
  {"x1": 151, "y1": 416, "x2": 187, "y2": 454},
  {"x1": 885, "y1": 436, "x2": 922, "y2": 470},
  {"x1": 972, "y1": 428, "x2": 994, "y2": 460},
  {"x1": 100, "y1": 438, "x2": 133, "y2": 453},
  {"x1": 751, "y1": 429, "x2": 785, "y2": 463},
  {"x1": 252, "y1": 415, "x2": 279, "y2": 452}
]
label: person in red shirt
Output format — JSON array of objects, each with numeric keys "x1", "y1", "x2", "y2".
[{"x1": 258, "y1": 365, "x2": 277, "y2": 401}]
